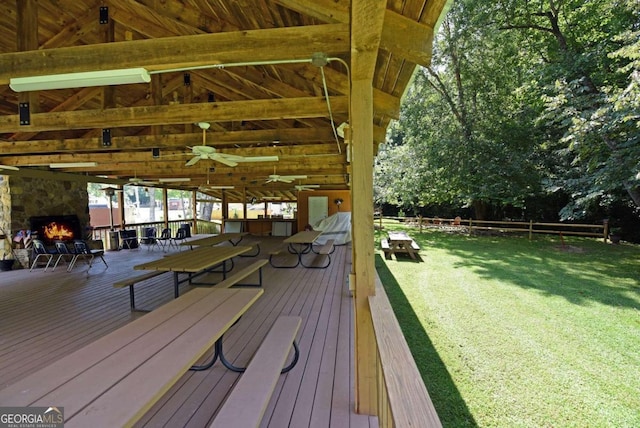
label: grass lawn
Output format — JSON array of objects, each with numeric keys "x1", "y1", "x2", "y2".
[{"x1": 375, "y1": 222, "x2": 640, "y2": 427}]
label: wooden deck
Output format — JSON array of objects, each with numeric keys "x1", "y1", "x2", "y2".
[{"x1": 0, "y1": 235, "x2": 377, "y2": 427}]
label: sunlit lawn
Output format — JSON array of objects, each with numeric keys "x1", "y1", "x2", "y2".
[{"x1": 375, "y1": 221, "x2": 640, "y2": 427}]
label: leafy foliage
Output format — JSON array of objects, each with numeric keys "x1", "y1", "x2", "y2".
[{"x1": 375, "y1": 0, "x2": 640, "y2": 226}]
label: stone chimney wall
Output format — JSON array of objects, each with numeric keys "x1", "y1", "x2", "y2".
[{"x1": 0, "y1": 174, "x2": 90, "y2": 246}]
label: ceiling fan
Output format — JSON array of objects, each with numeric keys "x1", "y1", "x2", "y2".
[
  {"x1": 197, "y1": 168, "x2": 235, "y2": 192},
  {"x1": 128, "y1": 172, "x2": 158, "y2": 186},
  {"x1": 186, "y1": 122, "x2": 279, "y2": 167},
  {"x1": 266, "y1": 167, "x2": 307, "y2": 183}
]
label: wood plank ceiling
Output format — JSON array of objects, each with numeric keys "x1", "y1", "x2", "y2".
[{"x1": 0, "y1": 0, "x2": 447, "y2": 202}]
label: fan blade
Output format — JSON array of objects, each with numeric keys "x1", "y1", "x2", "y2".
[
  {"x1": 185, "y1": 156, "x2": 201, "y2": 166},
  {"x1": 236, "y1": 155, "x2": 280, "y2": 163},
  {"x1": 191, "y1": 145, "x2": 216, "y2": 155},
  {"x1": 213, "y1": 155, "x2": 238, "y2": 167},
  {"x1": 280, "y1": 175, "x2": 307, "y2": 181}
]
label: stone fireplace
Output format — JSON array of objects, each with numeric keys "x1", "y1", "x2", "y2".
[
  {"x1": 29, "y1": 215, "x2": 83, "y2": 245},
  {"x1": 0, "y1": 174, "x2": 90, "y2": 266}
]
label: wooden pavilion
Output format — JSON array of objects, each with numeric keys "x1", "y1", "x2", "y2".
[{"x1": 0, "y1": 1, "x2": 449, "y2": 426}]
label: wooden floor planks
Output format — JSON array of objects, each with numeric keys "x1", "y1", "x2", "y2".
[{"x1": 0, "y1": 235, "x2": 373, "y2": 427}]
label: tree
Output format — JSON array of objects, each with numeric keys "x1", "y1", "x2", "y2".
[
  {"x1": 492, "y1": 0, "x2": 640, "y2": 217},
  {"x1": 375, "y1": 0, "x2": 640, "y2": 223},
  {"x1": 375, "y1": 0, "x2": 543, "y2": 219}
]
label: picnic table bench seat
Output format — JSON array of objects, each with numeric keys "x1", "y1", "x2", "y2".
[
  {"x1": 239, "y1": 240, "x2": 261, "y2": 257},
  {"x1": 0, "y1": 287, "x2": 264, "y2": 427},
  {"x1": 268, "y1": 245, "x2": 295, "y2": 268},
  {"x1": 113, "y1": 270, "x2": 167, "y2": 311},
  {"x1": 301, "y1": 239, "x2": 335, "y2": 269},
  {"x1": 196, "y1": 259, "x2": 269, "y2": 289},
  {"x1": 115, "y1": 259, "x2": 268, "y2": 311},
  {"x1": 211, "y1": 315, "x2": 301, "y2": 428}
]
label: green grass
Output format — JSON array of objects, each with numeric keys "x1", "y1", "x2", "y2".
[{"x1": 375, "y1": 222, "x2": 640, "y2": 428}]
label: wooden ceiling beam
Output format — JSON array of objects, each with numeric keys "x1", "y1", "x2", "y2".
[
  {"x1": 274, "y1": 2, "x2": 434, "y2": 67},
  {"x1": 273, "y1": 0, "x2": 349, "y2": 23},
  {"x1": 3, "y1": 145, "x2": 343, "y2": 164},
  {"x1": 0, "y1": 128, "x2": 337, "y2": 154},
  {"x1": 380, "y1": 10, "x2": 434, "y2": 68},
  {"x1": 292, "y1": 64, "x2": 401, "y2": 119},
  {"x1": 109, "y1": 0, "x2": 204, "y2": 38},
  {"x1": 0, "y1": 24, "x2": 349, "y2": 83},
  {"x1": 0, "y1": 96, "x2": 348, "y2": 133}
]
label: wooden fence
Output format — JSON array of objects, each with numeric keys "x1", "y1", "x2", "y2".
[{"x1": 375, "y1": 216, "x2": 609, "y2": 243}]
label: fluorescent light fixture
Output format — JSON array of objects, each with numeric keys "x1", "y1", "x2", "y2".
[
  {"x1": 49, "y1": 162, "x2": 97, "y2": 168},
  {"x1": 0, "y1": 165, "x2": 19, "y2": 171},
  {"x1": 237, "y1": 156, "x2": 279, "y2": 163},
  {"x1": 158, "y1": 177, "x2": 191, "y2": 183},
  {"x1": 10, "y1": 68, "x2": 151, "y2": 92},
  {"x1": 205, "y1": 185, "x2": 235, "y2": 189},
  {"x1": 336, "y1": 122, "x2": 349, "y2": 139}
]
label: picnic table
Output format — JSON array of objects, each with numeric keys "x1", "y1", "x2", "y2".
[
  {"x1": 134, "y1": 245, "x2": 251, "y2": 297},
  {"x1": 382, "y1": 231, "x2": 420, "y2": 260},
  {"x1": 181, "y1": 232, "x2": 248, "y2": 249},
  {"x1": 284, "y1": 230, "x2": 322, "y2": 263}
]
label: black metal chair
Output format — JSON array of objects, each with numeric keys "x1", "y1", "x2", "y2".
[
  {"x1": 72, "y1": 240, "x2": 108, "y2": 270},
  {"x1": 156, "y1": 228, "x2": 172, "y2": 252},
  {"x1": 52, "y1": 241, "x2": 77, "y2": 272},
  {"x1": 29, "y1": 239, "x2": 56, "y2": 272},
  {"x1": 140, "y1": 227, "x2": 159, "y2": 251},
  {"x1": 169, "y1": 227, "x2": 188, "y2": 251}
]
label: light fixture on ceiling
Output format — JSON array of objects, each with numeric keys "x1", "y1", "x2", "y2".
[
  {"x1": 158, "y1": 177, "x2": 191, "y2": 183},
  {"x1": 49, "y1": 162, "x2": 97, "y2": 168},
  {"x1": 205, "y1": 185, "x2": 234, "y2": 189},
  {"x1": 336, "y1": 122, "x2": 349, "y2": 139},
  {"x1": 9, "y1": 68, "x2": 151, "y2": 92},
  {"x1": 0, "y1": 165, "x2": 19, "y2": 171}
]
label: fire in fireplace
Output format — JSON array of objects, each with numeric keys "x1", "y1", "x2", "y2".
[{"x1": 29, "y1": 215, "x2": 82, "y2": 245}]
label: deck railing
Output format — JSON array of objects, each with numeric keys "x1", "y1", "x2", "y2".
[
  {"x1": 375, "y1": 216, "x2": 608, "y2": 242},
  {"x1": 369, "y1": 275, "x2": 442, "y2": 427},
  {"x1": 89, "y1": 219, "x2": 222, "y2": 249}
]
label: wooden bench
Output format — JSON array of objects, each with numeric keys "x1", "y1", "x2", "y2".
[
  {"x1": 301, "y1": 239, "x2": 335, "y2": 269},
  {"x1": 116, "y1": 260, "x2": 268, "y2": 311},
  {"x1": 211, "y1": 315, "x2": 301, "y2": 428},
  {"x1": 381, "y1": 238, "x2": 391, "y2": 259},
  {"x1": 0, "y1": 287, "x2": 264, "y2": 427},
  {"x1": 113, "y1": 270, "x2": 166, "y2": 312}
]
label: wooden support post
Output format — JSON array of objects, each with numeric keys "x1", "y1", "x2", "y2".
[
  {"x1": 162, "y1": 188, "x2": 169, "y2": 229},
  {"x1": 529, "y1": 220, "x2": 533, "y2": 240},
  {"x1": 191, "y1": 190, "x2": 198, "y2": 234},
  {"x1": 16, "y1": 0, "x2": 39, "y2": 115}
]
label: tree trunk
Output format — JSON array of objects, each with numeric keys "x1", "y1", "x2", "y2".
[{"x1": 473, "y1": 200, "x2": 490, "y2": 220}]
